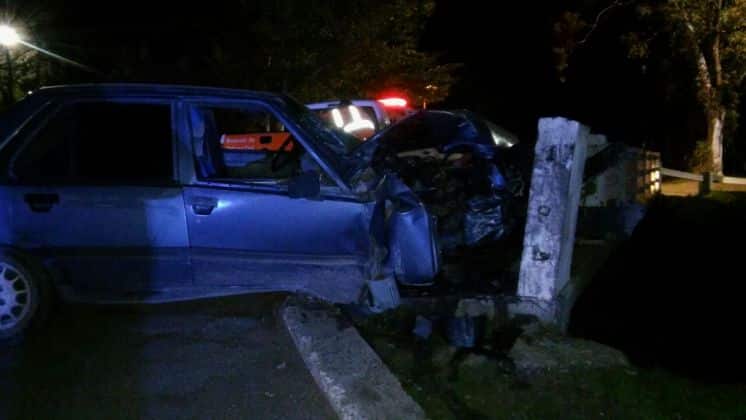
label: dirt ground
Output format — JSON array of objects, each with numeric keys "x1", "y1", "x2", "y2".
[
  {"x1": 661, "y1": 178, "x2": 746, "y2": 196},
  {"x1": 356, "y1": 304, "x2": 746, "y2": 420}
]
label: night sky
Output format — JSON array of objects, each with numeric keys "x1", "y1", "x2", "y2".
[
  {"x1": 422, "y1": 1, "x2": 728, "y2": 170},
  {"x1": 6, "y1": 0, "x2": 746, "y2": 171}
]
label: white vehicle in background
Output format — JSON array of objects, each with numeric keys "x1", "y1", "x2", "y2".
[
  {"x1": 307, "y1": 99, "x2": 387, "y2": 141},
  {"x1": 307, "y1": 97, "x2": 415, "y2": 141}
]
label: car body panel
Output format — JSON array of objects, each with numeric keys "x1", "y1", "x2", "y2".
[
  {"x1": 0, "y1": 84, "x2": 440, "y2": 304},
  {"x1": 183, "y1": 183, "x2": 373, "y2": 301},
  {"x1": 369, "y1": 174, "x2": 439, "y2": 285},
  {"x1": 353, "y1": 110, "x2": 519, "y2": 166},
  {"x1": 349, "y1": 109, "x2": 522, "y2": 253},
  {"x1": 0, "y1": 186, "x2": 191, "y2": 292}
]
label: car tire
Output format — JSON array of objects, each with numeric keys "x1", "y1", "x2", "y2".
[{"x1": 0, "y1": 252, "x2": 52, "y2": 345}]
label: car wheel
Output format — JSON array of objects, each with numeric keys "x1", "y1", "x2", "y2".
[{"x1": 0, "y1": 252, "x2": 51, "y2": 344}]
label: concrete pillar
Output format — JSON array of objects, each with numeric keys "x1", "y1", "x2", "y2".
[
  {"x1": 517, "y1": 118, "x2": 589, "y2": 323},
  {"x1": 699, "y1": 172, "x2": 713, "y2": 196}
]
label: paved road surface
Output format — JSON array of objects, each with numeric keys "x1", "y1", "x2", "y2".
[{"x1": 0, "y1": 294, "x2": 336, "y2": 420}]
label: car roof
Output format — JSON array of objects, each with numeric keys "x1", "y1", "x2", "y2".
[{"x1": 31, "y1": 83, "x2": 285, "y2": 101}]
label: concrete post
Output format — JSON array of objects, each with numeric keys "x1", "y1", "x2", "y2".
[
  {"x1": 699, "y1": 172, "x2": 713, "y2": 196},
  {"x1": 517, "y1": 118, "x2": 589, "y2": 325}
]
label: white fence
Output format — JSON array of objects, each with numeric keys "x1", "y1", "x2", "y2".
[
  {"x1": 660, "y1": 168, "x2": 703, "y2": 182},
  {"x1": 721, "y1": 176, "x2": 746, "y2": 186},
  {"x1": 661, "y1": 167, "x2": 746, "y2": 194}
]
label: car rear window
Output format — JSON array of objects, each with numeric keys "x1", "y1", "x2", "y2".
[{"x1": 11, "y1": 102, "x2": 174, "y2": 184}]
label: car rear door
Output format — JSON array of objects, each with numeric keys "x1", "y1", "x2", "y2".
[{"x1": 0, "y1": 99, "x2": 190, "y2": 295}]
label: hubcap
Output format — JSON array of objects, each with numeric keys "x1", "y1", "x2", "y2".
[{"x1": 0, "y1": 262, "x2": 32, "y2": 330}]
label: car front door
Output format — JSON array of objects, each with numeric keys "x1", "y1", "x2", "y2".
[
  {"x1": 0, "y1": 99, "x2": 190, "y2": 296},
  {"x1": 179, "y1": 101, "x2": 372, "y2": 302}
]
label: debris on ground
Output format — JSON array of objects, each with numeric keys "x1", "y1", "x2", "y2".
[
  {"x1": 412, "y1": 315, "x2": 433, "y2": 340},
  {"x1": 445, "y1": 316, "x2": 477, "y2": 348},
  {"x1": 507, "y1": 321, "x2": 628, "y2": 380}
]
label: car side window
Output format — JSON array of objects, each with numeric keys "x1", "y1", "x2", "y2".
[
  {"x1": 191, "y1": 105, "x2": 324, "y2": 182},
  {"x1": 11, "y1": 102, "x2": 174, "y2": 184}
]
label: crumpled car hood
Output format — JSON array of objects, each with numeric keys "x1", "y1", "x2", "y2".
[
  {"x1": 348, "y1": 109, "x2": 518, "y2": 171},
  {"x1": 346, "y1": 109, "x2": 523, "y2": 255}
]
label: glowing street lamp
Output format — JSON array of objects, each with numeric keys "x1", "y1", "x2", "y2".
[
  {"x1": 0, "y1": 24, "x2": 95, "y2": 73},
  {"x1": 0, "y1": 23, "x2": 97, "y2": 104},
  {"x1": 0, "y1": 25, "x2": 20, "y2": 47}
]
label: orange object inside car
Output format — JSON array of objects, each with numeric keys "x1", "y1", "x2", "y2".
[{"x1": 220, "y1": 132, "x2": 294, "y2": 152}]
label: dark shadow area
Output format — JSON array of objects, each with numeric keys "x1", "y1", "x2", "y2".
[
  {"x1": 570, "y1": 193, "x2": 746, "y2": 383},
  {"x1": 0, "y1": 294, "x2": 334, "y2": 419}
]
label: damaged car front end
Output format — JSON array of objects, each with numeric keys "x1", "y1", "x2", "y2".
[{"x1": 349, "y1": 110, "x2": 523, "y2": 289}]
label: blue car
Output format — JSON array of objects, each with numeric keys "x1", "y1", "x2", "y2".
[{"x1": 0, "y1": 84, "x2": 442, "y2": 341}]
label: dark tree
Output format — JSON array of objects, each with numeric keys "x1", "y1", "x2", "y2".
[
  {"x1": 202, "y1": 0, "x2": 457, "y2": 104},
  {"x1": 555, "y1": 0, "x2": 746, "y2": 174}
]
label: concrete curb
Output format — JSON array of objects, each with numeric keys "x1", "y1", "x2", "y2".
[{"x1": 282, "y1": 299, "x2": 427, "y2": 420}]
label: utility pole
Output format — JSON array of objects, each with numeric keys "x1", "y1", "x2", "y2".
[
  {"x1": 4, "y1": 46, "x2": 14, "y2": 105},
  {"x1": 0, "y1": 25, "x2": 20, "y2": 106}
]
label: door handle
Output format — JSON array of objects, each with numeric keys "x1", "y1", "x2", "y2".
[
  {"x1": 189, "y1": 197, "x2": 217, "y2": 215},
  {"x1": 24, "y1": 193, "x2": 59, "y2": 213}
]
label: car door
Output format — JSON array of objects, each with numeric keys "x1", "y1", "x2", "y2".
[
  {"x1": 1, "y1": 99, "x2": 190, "y2": 295},
  {"x1": 179, "y1": 101, "x2": 372, "y2": 302}
]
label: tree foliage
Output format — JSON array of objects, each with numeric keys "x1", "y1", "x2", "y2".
[
  {"x1": 554, "y1": 0, "x2": 746, "y2": 172},
  {"x1": 0, "y1": 6, "x2": 57, "y2": 107},
  {"x1": 2, "y1": 1, "x2": 456, "y2": 107},
  {"x1": 206, "y1": 0, "x2": 457, "y2": 104},
  {"x1": 103, "y1": 0, "x2": 456, "y2": 105}
]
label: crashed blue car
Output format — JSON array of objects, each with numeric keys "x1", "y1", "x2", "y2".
[{"x1": 0, "y1": 84, "x2": 518, "y2": 341}]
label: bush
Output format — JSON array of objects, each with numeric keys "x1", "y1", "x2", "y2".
[{"x1": 687, "y1": 140, "x2": 712, "y2": 173}]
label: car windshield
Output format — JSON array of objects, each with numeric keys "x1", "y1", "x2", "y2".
[{"x1": 276, "y1": 96, "x2": 360, "y2": 183}]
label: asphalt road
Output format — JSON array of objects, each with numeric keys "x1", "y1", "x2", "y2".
[{"x1": 0, "y1": 294, "x2": 336, "y2": 420}]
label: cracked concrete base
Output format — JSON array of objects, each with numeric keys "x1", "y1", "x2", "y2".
[{"x1": 282, "y1": 298, "x2": 426, "y2": 420}]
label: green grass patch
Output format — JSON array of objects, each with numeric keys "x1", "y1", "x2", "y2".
[
  {"x1": 360, "y1": 310, "x2": 746, "y2": 419},
  {"x1": 359, "y1": 306, "x2": 746, "y2": 419}
]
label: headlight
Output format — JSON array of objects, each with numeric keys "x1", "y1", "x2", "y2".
[
  {"x1": 491, "y1": 131, "x2": 516, "y2": 148},
  {"x1": 485, "y1": 120, "x2": 518, "y2": 148}
]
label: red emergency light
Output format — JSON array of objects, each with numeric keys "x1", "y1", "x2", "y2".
[{"x1": 378, "y1": 97, "x2": 408, "y2": 108}]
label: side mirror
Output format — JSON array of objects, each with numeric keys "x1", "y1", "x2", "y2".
[{"x1": 288, "y1": 171, "x2": 321, "y2": 200}]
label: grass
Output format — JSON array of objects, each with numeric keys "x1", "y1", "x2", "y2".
[{"x1": 358, "y1": 308, "x2": 746, "y2": 420}]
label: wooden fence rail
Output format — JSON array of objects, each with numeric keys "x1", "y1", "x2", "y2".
[
  {"x1": 660, "y1": 168, "x2": 704, "y2": 182},
  {"x1": 661, "y1": 168, "x2": 746, "y2": 195}
]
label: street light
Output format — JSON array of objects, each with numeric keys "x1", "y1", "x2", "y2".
[
  {"x1": 0, "y1": 25, "x2": 19, "y2": 105},
  {"x1": 0, "y1": 24, "x2": 96, "y2": 74},
  {"x1": 0, "y1": 24, "x2": 97, "y2": 105},
  {"x1": 0, "y1": 25, "x2": 20, "y2": 47}
]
